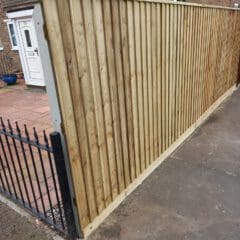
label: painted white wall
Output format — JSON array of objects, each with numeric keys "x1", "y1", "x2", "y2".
[{"x1": 32, "y1": 4, "x2": 61, "y2": 131}]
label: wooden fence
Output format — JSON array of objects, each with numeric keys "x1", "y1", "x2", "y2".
[{"x1": 42, "y1": 0, "x2": 240, "y2": 236}]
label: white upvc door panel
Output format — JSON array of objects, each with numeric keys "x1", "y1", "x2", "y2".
[{"x1": 17, "y1": 19, "x2": 45, "y2": 86}]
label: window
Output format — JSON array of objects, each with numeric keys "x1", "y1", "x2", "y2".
[
  {"x1": 0, "y1": 38, "x2": 3, "y2": 50},
  {"x1": 24, "y1": 30, "x2": 32, "y2": 47},
  {"x1": 7, "y1": 22, "x2": 18, "y2": 50}
]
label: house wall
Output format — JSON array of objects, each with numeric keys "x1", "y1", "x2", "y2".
[
  {"x1": 2, "y1": 0, "x2": 37, "y2": 9},
  {"x1": 0, "y1": 1, "x2": 21, "y2": 73}
]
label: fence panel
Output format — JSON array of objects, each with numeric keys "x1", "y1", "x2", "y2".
[{"x1": 42, "y1": 0, "x2": 240, "y2": 236}]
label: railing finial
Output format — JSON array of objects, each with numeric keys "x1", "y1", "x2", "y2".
[
  {"x1": 7, "y1": 119, "x2": 13, "y2": 133},
  {"x1": 24, "y1": 124, "x2": 29, "y2": 140},
  {"x1": 43, "y1": 130, "x2": 49, "y2": 147},
  {"x1": 16, "y1": 122, "x2": 21, "y2": 136},
  {"x1": 0, "y1": 117, "x2": 5, "y2": 131},
  {"x1": 33, "y1": 127, "x2": 39, "y2": 143}
]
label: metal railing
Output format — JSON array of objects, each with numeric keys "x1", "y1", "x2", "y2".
[{"x1": 0, "y1": 117, "x2": 77, "y2": 239}]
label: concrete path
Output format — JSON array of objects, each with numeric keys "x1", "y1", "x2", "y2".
[
  {"x1": 0, "y1": 200, "x2": 55, "y2": 240},
  {"x1": 89, "y1": 88, "x2": 240, "y2": 240}
]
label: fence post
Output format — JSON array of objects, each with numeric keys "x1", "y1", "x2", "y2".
[{"x1": 50, "y1": 132, "x2": 79, "y2": 240}]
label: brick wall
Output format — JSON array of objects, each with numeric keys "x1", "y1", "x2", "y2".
[
  {"x1": 0, "y1": 1, "x2": 22, "y2": 73},
  {"x1": 2, "y1": 0, "x2": 37, "y2": 9},
  {"x1": 185, "y1": 0, "x2": 240, "y2": 7}
]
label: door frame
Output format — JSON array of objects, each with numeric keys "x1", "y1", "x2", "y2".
[{"x1": 6, "y1": 10, "x2": 45, "y2": 86}]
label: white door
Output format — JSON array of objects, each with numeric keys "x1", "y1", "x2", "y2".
[{"x1": 17, "y1": 19, "x2": 45, "y2": 86}]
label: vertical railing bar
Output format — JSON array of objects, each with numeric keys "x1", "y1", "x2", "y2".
[
  {"x1": 0, "y1": 146, "x2": 12, "y2": 194},
  {"x1": 0, "y1": 135, "x2": 18, "y2": 197},
  {"x1": 0, "y1": 119, "x2": 25, "y2": 203},
  {"x1": 7, "y1": 120, "x2": 32, "y2": 208},
  {"x1": 16, "y1": 122, "x2": 39, "y2": 213},
  {"x1": 0, "y1": 157, "x2": 7, "y2": 192},
  {"x1": 34, "y1": 127, "x2": 56, "y2": 224},
  {"x1": 44, "y1": 130, "x2": 65, "y2": 229},
  {"x1": 24, "y1": 124, "x2": 47, "y2": 217},
  {"x1": 50, "y1": 132, "x2": 78, "y2": 239}
]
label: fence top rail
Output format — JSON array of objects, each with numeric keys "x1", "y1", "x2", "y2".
[
  {"x1": 0, "y1": 129, "x2": 53, "y2": 152},
  {"x1": 129, "y1": 0, "x2": 240, "y2": 11}
]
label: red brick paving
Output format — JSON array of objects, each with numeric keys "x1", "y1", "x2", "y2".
[
  {"x1": 0, "y1": 79, "x2": 60, "y2": 222},
  {"x1": 0, "y1": 79, "x2": 53, "y2": 135}
]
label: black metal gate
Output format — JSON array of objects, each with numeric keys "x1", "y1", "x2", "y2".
[{"x1": 0, "y1": 117, "x2": 77, "y2": 239}]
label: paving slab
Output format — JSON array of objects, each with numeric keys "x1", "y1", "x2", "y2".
[
  {"x1": 89, "y1": 88, "x2": 240, "y2": 240},
  {"x1": 0, "y1": 79, "x2": 53, "y2": 135},
  {"x1": 0, "y1": 200, "x2": 55, "y2": 240}
]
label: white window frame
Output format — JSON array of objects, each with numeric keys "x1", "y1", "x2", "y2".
[
  {"x1": 6, "y1": 9, "x2": 33, "y2": 19},
  {"x1": 6, "y1": 20, "x2": 19, "y2": 50},
  {"x1": 0, "y1": 38, "x2": 3, "y2": 51}
]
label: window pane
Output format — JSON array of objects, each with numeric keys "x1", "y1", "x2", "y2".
[
  {"x1": 0, "y1": 38, "x2": 3, "y2": 49},
  {"x1": 9, "y1": 24, "x2": 17, "y2": 47},
  {"x1": 24, "y1": 30, "x2": 32, "y2": 47}
]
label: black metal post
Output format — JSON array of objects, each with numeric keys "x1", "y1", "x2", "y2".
[{"x1": 50, "y1": 132, "x2": 78, "y2": 240}]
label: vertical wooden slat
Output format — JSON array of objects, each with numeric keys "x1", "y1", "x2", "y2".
[
  {"x1": 165, "y1": 4, "x2": 170, "y2": 148},
  {"x1": 198, "y1": 7, "x2": 205, "y2": 118},
  {"x1": 195, "y1": 7, "x2": 201, "y2": 118},
  {"x1": 177, "y1": 5, "x2": 184, "y2": 138},
  {"x1": 206, "y1": 9, "x2": 215, "y2": 109},
  {"x1": 169, "y1": 4, "x2": 173, "y2": 146},
  {"x1": 157, "y1": 3, "x2": 162, "y2": 155},
  {"x1": 127, "y1": 0, "x2": 140, "y2": 177},
  {"x1": 186, "y1": 7, "x2": 193, "y2": 129},
  {"x1": 193, "y1": 7, "x2": 201, "y2": 122},
  {"x1": 140, "y1": 1, "x2": 150, "y2": 167},
  {"x1": 203, "y1": 8, "x2": 208, "y2": 111},
  {"x1": 134, "y1": 1, "x2": 145, "y2": 173},
  {"x1": 179, "y1": 5, "x2": 187, "y2": 136},
  {"x1": 152, "y1": 3, "x2": 158, "y2": 159},
  {"x1": 203, "y1": 9, "x2": 212, "y2": 111},
  {"x1": 161, "y1": 3, "x2": 166, "y2": 152},
  {"x1": 202, "y1": 8, "x2": 211, "y2": 111},
  {"x1": 172, "y1": 5, "x2": 177, "y2": 143},
  {"x1": 188, "y1": 7, "x2": 195, "y2": 126},
  {"x1": 182, "y1": 6, "x2": 190, "y2": 133},
  {"x1": 118, "y1": 0, "x2": 135, "y2": 182},
  {"x1": 190, "y1": 7, "x2": 197, "y2": 124},
  {"x1": 146, "y1": 2, "x2": 154, "y2": 162},
  {"x1": 211, "y1": 8, "x2": 218, "y2": 102},
  {"x1": 227, "y1": 11, "x2": 234, "y2": 88}
]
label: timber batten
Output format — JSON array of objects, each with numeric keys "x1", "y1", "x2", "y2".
[{"x1": 42, "y1": 0, "x2": 240, "y2": 237}]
